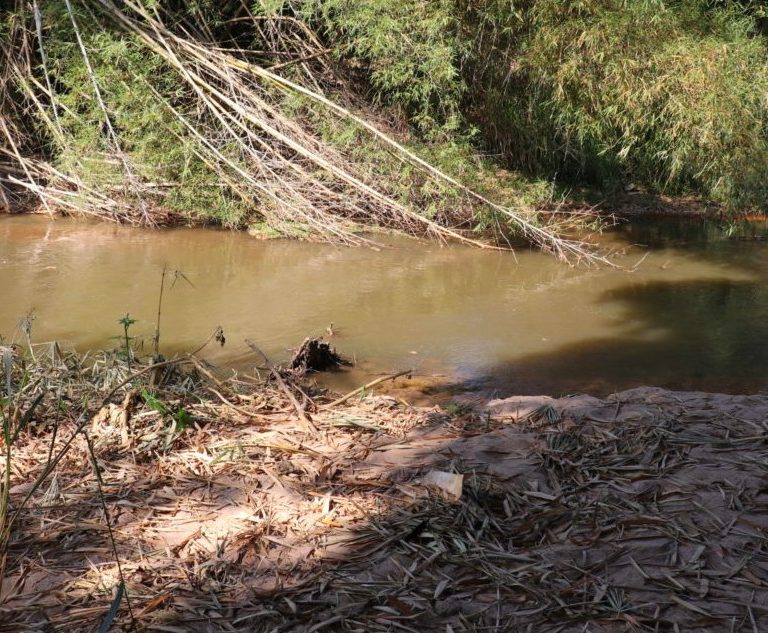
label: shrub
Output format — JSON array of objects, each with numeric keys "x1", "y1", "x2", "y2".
[
  {"x1": 500, "y1": 0, "x2": 768, "y2": 209},
  {"x1": 301, "y1": 0, "x2": 468, "y2": 138}
]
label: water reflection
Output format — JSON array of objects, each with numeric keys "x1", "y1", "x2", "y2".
[{"x1": 615, "y1": 216, "x2": 768, "y2": 273}]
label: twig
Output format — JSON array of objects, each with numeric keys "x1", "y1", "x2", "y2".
[
  {"x1": 83, "y1": 429, "x2": 136, "y2": 631},
  {"x1": 245, "y1": 339, "x2": 317, "y2": 433},
  {"x1": 153, "y1": 265, "x2": 167, "y2": 357},
  {"x1": 324, "y1": 369, "x2": 413, "y2": 408}
]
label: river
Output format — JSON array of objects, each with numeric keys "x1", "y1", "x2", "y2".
[{"x1": 2, "y1": 214, "x2": 768, "y2": 396}]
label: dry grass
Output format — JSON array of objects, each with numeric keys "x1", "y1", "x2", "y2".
[{"x1": 1, "y1": 342, "x2": 767, "y2": 631}]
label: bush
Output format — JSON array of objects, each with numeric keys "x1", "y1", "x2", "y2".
[
  {"x1": 302, "y1": 0, "x2": 768, "y2": 211},
  {"x1": 510, "y1": 0, "x2": 768, "y2": 209},
  {"x1": 37, "y1": 3, "x2": 248, "y2": 224}
]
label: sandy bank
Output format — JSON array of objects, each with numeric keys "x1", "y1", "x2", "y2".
[{"x1": 2, "y1": 379, "x2": 767, "y2": 631}]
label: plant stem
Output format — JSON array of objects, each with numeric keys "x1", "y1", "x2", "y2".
[{"x1": 154, "y1": 265, "x2": 167, "y2": 358}]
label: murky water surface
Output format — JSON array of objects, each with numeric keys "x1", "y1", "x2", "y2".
[{"x1": 2, "y1": 215, "x2": 768, "y2": 396}]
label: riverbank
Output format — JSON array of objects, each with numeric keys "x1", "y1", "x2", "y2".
[
  {"x1": 5, "y1": 1, "x2": 768, "y2": 241},
  {"x1": 2, "y1": 185, "x2": 737, "y2": 229},
  {"x1": 1, "y1": 346, "x2": 766, "y2": 632}
]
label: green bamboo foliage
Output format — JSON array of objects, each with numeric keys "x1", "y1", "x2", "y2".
[
  {"x1": 515, "y1": 0, "x2": 768, "y2": 207},
  {"x1": 3, "y1": 0, "x2": 768, "y2": 255},
  {"x1": 300, "y1": 0, "x2": 468, "y2": 137},
  {"x1": 300, "y1": 0, "x2": 768, "y2": 210}
]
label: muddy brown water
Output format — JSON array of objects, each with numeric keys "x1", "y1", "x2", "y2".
[{"x1": 2, "y1": 214, "x2": 768, "y2": 397}]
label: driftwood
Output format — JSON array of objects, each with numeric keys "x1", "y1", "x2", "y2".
[
  {"x1": 245, "y1": 338, "x2": 317, "y2": 433},
  {"x1": 289, "y1": 337, "x2": 350, "y2": 374}
]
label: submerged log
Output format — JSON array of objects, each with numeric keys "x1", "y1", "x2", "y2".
[{"x1": 289, "y1": 337, "x2": 350, "y2": 374}]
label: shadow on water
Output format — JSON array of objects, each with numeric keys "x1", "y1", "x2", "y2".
[
  {"x1": 476, "y1": 278, "x2": 768, "y2": 397},
  {"x1": 614, "y1": 217, "x2": 738, "y2": 249},
  {"x1": 607, "y1": 216, "x2": 768, "y2": 273}
]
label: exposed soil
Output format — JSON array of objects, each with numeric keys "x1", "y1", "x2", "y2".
[{"x1": 2, "y1": 371, "x2": 767, "y2": 632}]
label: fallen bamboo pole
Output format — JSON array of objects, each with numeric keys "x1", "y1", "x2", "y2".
[{"x1": 324, "y1": 369, "x2": 414, "y2": 408}]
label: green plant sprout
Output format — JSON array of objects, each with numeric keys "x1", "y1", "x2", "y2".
[{"x1": 117, "y1": 313, "x2": 137, "y2": 368}]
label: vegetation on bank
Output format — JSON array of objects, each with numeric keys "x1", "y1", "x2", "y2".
[{"x1": 1, "y1": 1, "x2": 767, "y2": 256}]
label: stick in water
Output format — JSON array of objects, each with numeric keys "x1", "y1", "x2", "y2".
[{"x1": 324, "y1": 369, "x2": 413, "y2": 408}]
